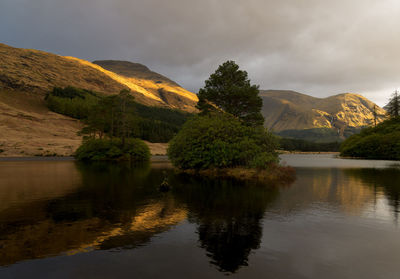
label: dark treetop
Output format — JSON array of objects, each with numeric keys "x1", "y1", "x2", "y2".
[{"x1": 196, "y1": 60, "x2": 264, "y2": 127}]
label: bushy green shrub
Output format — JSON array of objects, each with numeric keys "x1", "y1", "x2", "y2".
[
  {"x1": 75, "y1": 138, "x2": 150, "y2": 161},
  {"x1": 167, "y1": 113, "x2": 279, "y2": 169},
  {"x1": 340, "y1": 117, "x2": 400, "y2": 160}
]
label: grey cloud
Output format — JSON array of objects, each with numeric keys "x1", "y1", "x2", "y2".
[{"x1": 1, "y1": 0, "x2": 400, "y2": 105}]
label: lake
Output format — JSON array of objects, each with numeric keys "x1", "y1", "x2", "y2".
[{"x1": 1, "y1": 154, "x2": 400, "y2": 278}]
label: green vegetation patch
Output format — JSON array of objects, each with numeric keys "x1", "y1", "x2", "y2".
[
  {"x1": 340, "y1": 117, "x2": 400, "y2": 160},
  {"x1": 46, "y1": 87, "x2": 99, "y2": 119},
  {"x1": 168, "y1": 113, "x2": 279, "y2": 170},
  {"x1": 75, "y1": 138, "x2": 150, "y2": 161}
]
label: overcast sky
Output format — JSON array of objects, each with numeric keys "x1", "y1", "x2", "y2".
[{"x1": 1, "y1": 0, "x2": 400, "y2": 106}]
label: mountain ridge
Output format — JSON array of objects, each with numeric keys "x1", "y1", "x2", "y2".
[{"x1": 260, "y1": 90, "x2": 386, "y2": 140}]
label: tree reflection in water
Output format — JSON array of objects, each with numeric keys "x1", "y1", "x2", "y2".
[
  {"x1": 344, "y1": 168, "x2": 400, "y2": 220},
  {"x1": 171, "y1": 174, "x2": 283, "y2": 273}
]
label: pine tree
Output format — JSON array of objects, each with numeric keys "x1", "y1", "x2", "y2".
[
  {"x1": 81, "y1": 89, "x2": 137, "y2": 142},
  {"x1": 373, "y1": 104, "x2": 378, "y2": 127},
  {"x1": 386, "y1": 90, "x2": 400, "y2": 118},
  {"x1": 197, "y1": 61, "x2": 264, "y2": 126}
]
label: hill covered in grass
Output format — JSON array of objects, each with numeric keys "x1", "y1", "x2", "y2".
[
  {"x1": 340, "y1": 117, "x2": 400, "y2": 160},
  {"x1": 0, "y1": 43, "x2": 198, "y2": 111},
  {"x1": 260, "y1": 90, "x2": 386, "y2": 142},
  {"x1": 92, "y1": 60, "x2": 197, "y2": 111}
]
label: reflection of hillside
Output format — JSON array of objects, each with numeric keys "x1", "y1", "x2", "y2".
[
  {"x1": 276, "y1": 169, "x2": 377, "y2": 215},
  {"x1": 69, "y1": 197, "x2": 187, "y2": 254},
  {"x1": 0, "y1": 161, "x2": 81, "y2": 213},
  {"x1": 0, "y1": 199, "x2": 186, "y2": 266},
  {"x1": 0, "y1": 162, "x2": 186, "y2": 266},
  {"x1": 344, "y1": 168, "x2": 400, "y2": 216},
  {"x1": 172, "y1": 175, "x2": 283, "y2": 273}
]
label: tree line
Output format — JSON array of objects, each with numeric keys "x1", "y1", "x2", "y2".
[{"x1": 45, "y1": 86, "x2": 190, "y2": 143}]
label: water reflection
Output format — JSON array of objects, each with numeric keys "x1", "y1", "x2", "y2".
[
  {"x1": 0, "y1": 162, "x2": 187, "y2": 266},
  {"x1": 274, "y1": 168, "x2": 378, "y2": 215},
  {"x1": 0, "y1": 161, "x2": 286, "y2": 271},
  {"x1": 344, "y1": 168, "x2": 400, "y2": 220},
  {"x1": 2, "y1": 158, "x2": 400, "y2": 278},
  {"x1": 172, "y1": 175, "x2": 279, "y2": 273}
]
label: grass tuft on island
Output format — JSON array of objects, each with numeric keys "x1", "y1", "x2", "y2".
[{"x1": 177, "y1": 164, "x2": 296, "y2": 184}]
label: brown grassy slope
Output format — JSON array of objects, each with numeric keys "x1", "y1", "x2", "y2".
[
  {"x1": 0, "y1": 90, "x2": 168, "y2": 157},
  {"x1": 0, "y1": 92, "x2": 171, "y2": 157},
  {"x1": 0, "y1": 90, "x2": 82, "y2": 157},
  {"x1": 0, "y1": 43, "x2": 198, "y2": 110},
  {"x1": 260, "y1": 90, "x2": 386, "y2": 132},
  {"x1": 0, "y1": 44, "x2": 127, "y2": 96}
]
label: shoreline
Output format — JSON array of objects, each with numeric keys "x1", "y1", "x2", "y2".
[
  {"x1": 0, "y1": 155, "x2": 170, "y2": 162},
  {"x1": 0, "y1": 151, "x2": 339, "y2": 160},
  {"x1": 278, "y1": 151, "x2": 339, "y2": 155},
  {"x1": 0, "y1": 153, "x2": 339, "y2": 162}
]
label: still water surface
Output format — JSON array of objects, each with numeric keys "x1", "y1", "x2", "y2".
[{"x1": 0, "y1": 154, "x2": 400, "y2": 278}]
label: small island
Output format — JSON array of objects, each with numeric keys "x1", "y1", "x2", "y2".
[{"x1": 167, "y1": 61, "x2": 295, "y2": 182}]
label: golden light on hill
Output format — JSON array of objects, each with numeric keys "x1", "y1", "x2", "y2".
[
  {"x1": 64, "y1": 200, "x2": 187, "y2": 256},
  {"x1": 64, "y1": 56, "x2": 164, "y2": 102},
  {"x1": 261, "y1": 90, "x2": 387, "y2": 133},
  {"x1": 0, "y1": 199, "x2": 187, "y2": 265},
  {"x1": 64, "y1": 56, "x2": 198, "y2": 105}
]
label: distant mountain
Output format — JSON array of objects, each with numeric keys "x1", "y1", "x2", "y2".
[
  {"x1": 260, "y1": 90, "x2": 386, "y2": 141},
  {"x1": 0, "y1": 43, "x2": 198, "y2": 111}
]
